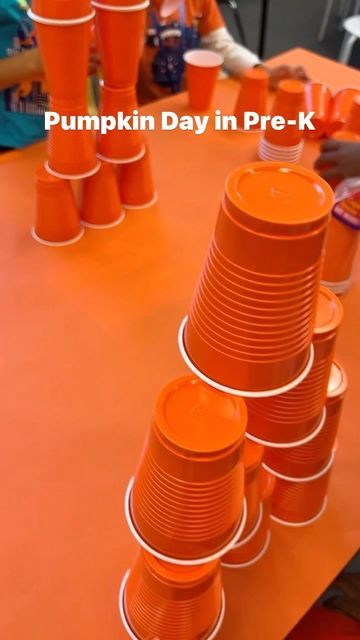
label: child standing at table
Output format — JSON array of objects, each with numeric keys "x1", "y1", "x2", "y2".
[
  {"x1": 138, "y1": 0, "x2": 310, "y2": 104},
  {"x1": 0, "y1": 0, "x2": 47, "y2": 150}
]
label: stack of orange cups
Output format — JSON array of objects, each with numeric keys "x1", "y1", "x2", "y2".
[
  {"x1": 120, "y1": 551, "x2": 225, "y2": 640},
  {"x1": 93, "y1": 0, "x2": 147, "y2": 164},
  {"x1": 178, "y1": 163, "x2": 333, "y2": 396},
  {"x1": 259, "y1": 80, "x2": 305, "y2": 163},
  {"x1": 125, "y1": 376, "x2": 247, "y2": 564},
  {"x1": 29, "y1": 0, "x2": 99, "y2": 180},
  {"x1": 321, "y1": 130, "x2": 360, "y2": 294},
  {"x1": 233, "y1": 67, "x2": 269, "y2": 131},
  {"x1": 263, "y1": 361, "x2": 348, "y2": 478},
  {"x1": 222, "y1": 468, "x2": 276, "y2": 568},
  {"x1": 246, "y1": 287, "x2": 343, "y2": 447}
]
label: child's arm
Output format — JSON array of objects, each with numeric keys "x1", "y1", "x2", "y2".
[
  {"x1": 315, "y1": 140, "x2": 360, "y2": 181},
  {"x1": 0, "y1": 47, "x2": 43, "y2": 91}
]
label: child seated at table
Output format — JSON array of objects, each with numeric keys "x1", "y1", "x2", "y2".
[{"x1": 138, "y1": 0, "x2": 310, "y2": 104}]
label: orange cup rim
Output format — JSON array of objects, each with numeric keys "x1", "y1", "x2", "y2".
[
  {"x1": 327, "y1": 361, "x2": 348, "y2": 398},
  {"x1": 245, "y1": 408, "x2": 327, "y2": 449}
]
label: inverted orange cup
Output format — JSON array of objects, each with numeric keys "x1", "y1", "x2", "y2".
[
  {"x1": 234, "y1": 68, "x2": 269, "y2": 130},
  {"x1": 264, "y1": 80, "x2": 305, "y2": 147},
  {"x1": 93, "y1": 1, "x2": 147, "y2": 88},
  {"x1": 242, "y1": 440, "x2": 264, "y2": 537},
  {"x1": 97, "y1": 84, "x2": 145, "y2": 163},
  {"x1": 121, "y1": 551, "x2": 224, "y2": 640},
  {"x1": 222, "y1": 468, "x2": 275, "y2": 567},
  {"x1": 345, "y1": 96, "x2": 360, "y2": 135},
  {"x1": 182, "y1": 163, "x2": 333, "y2": 395},
  {"x1": 118, "y1": 144, "x2": 157, "y2": 209},
  {"x1": 263, "y1": 362, "x2": 347, "y2": 478},
  {"x1": 269, "y1": 451, "x2": 334, "y2": 525},
  {"x1": 47, "y1": 102, "x2": 99, "y2": 178},
  {"x1": 129, "y1": 376, "x2": 247, "y2": 561},
  {"x1": 327, "y1": 88, "x2": 360, "y2": 137},
  {"x1": 304, "y1": 83, "x2": 332, "y2": 140},
  {"x1": 246, "y1": 286, "x2": 343, "y2": 445},
  {"x1": 79, "y1": 162, "x2": 125, "y2": 228},
  {"x1": 32, "y1": 16, "x2": 92, "y2": 104},
  {"x1": 31, "y1": 0, "x2": 92, "y2": 20},
  {"x1": 33, "y1": 165, "x2": 84, "y2": 245},
  {"x1": 184, "y1": 49, "x2": 223, "y2": 112}
]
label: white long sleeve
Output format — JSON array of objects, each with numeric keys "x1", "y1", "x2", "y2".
[{"x1": 201, "y1": 27, "x2": 260, "y2": 76}]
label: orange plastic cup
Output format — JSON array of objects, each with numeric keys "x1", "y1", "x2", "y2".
[
  {"x1": 304, "y1": 83, "x2": 332, "y2": 140},
  {"x1": 95, "y1": 0, "x2": 149, "y2": 8},
  {"x1": 32, "y1": 16, "x2": 92, "y2": 104},
  {"x1": 79, "y1": 162, "x2": 125, "y2": 228},
  {"x1": 184, "y1": 49, "x2": 223, "y2": 112},
  {"x1": 242, "y1": 440, "x2": 264, "y2": 537},
  {"x1": 97, "y1": 85, "x2": 145, "y2": 163},
  {"x1": 122, "y1": 551, "x2": 224, "y2": 640},
  {"x1": 234, "y1": 67, "x2": 269, "y2": 130},
  {"x1": 246, "y1": 286, "x2": 343, "y2": 445},
  {"x1": 345, "y1": 95, "x2": 360, "y2": 135},
  {"x1": 93, "y1": 2, "x2": 147, "y2": 88},
  {"x1": 130, "y1": 376, "x2": 247, "y2": 561},
  {"x1": 31, "y1": 0, "x2": 92, "y2": 20},
  {"x1": 47, "y1": 102, "x2": 98, "y2": 178},
  {"x1": 269, "y1": 452, "x2": 334, "y2": 525},
  {"x1": 264, "y1": 80, "x2": 305, "y2": 147},
  {"x1": 183, "y1": 163, "x2": 333, "y2": 394},
  {"x1": 222, "y1": 468, "x2": 275, "y2": 566},
  {"x1": 33, "y1": 165, "x2": 83, "y2": 245},
  {"x1": 327, "y1": 88, "x2": 360, "y2": 137},
  {"x1": 264, "y1": 362, "x2": 347, "y2": 478},
  {"x1": 118, "y1": 143, "x2": 157, "y2": 209}
]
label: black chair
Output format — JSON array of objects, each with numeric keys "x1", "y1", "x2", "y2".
[{"x1": 217, "y1": 0, "x2": 248, "y2": 45}]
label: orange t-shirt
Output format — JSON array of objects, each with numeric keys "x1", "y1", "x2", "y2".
[{"x1": 137, "y1": 0, "x2": 224, "y2": 104}]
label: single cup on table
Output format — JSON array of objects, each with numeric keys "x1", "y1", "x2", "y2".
[
  {"x1": 304, "y1": 82, "x2": 332, "y2": 140},
  {"x1": 321, "y1": 130, "x2": 360, "y2": 294},
  {"x1": 117, "y1": 143, "x2": 158, "y2": 210},
  {"x1": 79, "y1": 161, "x2": 125, "y2": 228},
  {"x1": 179, "y1": 162, "x2": 333, "y2": 397},
  {"x1": 33, "y1": 165, "x2": 84, "y2": 246},
  {"x1": 120, "y1": 550, "x2": 224, "y2": 640},
  {"x1": 345, "y1": 95, "x2": 360, "y2": 135},
  {"x1": 259, "y1": 79, "x2": 306, "y2": 163},
  {"x1": 222, "y1": 467, "x2": 275, "y2": 568},
  {"x1": 246, "y1": 286, "x2": 343, "y2": 448},
  {"x1": 264, "y1": 361, "x2": 347, "y2": 478},
  {"x1": 183, "y1": 49, "x2": 223, "y2": 111},
  {"x1": 126, "y1": 375, "x2": 247, "y2": 563},
  {"x1": 233, "y1": 67, "x2": 269, "y2": 131},
  {"x1": 326, "y1": 87, "x2": 360, "y2": 137}
]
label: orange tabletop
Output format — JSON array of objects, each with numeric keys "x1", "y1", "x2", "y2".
[{"x1": 0, "y1": 48, "x2": 359, "y2": 640}]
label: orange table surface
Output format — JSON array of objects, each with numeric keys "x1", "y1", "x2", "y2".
[{"x1": 0, "y1": 48, "x2": 359, "y2": 640}]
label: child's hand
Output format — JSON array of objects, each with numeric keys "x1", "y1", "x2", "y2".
[
  {"x1": 314, "y1": 140, "x2": 360, "y2": 182},
  {"x1": 264, "y1": 64, "x2": 310, "y2": 90}
]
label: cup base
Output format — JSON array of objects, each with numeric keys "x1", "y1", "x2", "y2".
[
  {"x1": 321, "y1": 278, "x2": 351, "y2": 295},
  {"x1": 119, "y1": 571, "x2": 226, "y2": 640},
  {"x1": 45, "y1": 160, "x2": 101, "y2": 181},
  {"x1": 246, "y1": 407, "x2": 327, "y2": 449},
  {"x1": 221, "y1": 530, "x2": 271, "y2": 569},
  {"x1": 124, "y1": 476, "x2": 248, "y2": 566},
  {"x1": 122, "y1": 192, "x2": 158, "y2": 210},
  {"x1": 97, "y1": 147, "x2": 146, "y2": 165},
  {"x1": 81, "y1": 210, "x2": 126, "y2": 229},
  {"x1": 178, "y1": 316, "x2": 315, "y2": 399},
  {"x1": 31, "y1": 226, "x2": 85, "y2": 247},
  {"x1": 270, "y1": 496, "x2": 328, "y2": 527}
]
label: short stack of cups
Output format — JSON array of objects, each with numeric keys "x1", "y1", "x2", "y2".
[
  {"x1": 321, "y1": 130, "x2": 360, "y2": 295},
  {"x1": 222, "y1": 467, "x2": 276, "y2": 568},
  {"x1": 120, "y1": 375, "x2": 248, "y2": 638},
  {"x1": 178, "y1": 162, "x2": 334, "y2": 397},
  {"x1": 259, "y1": 80, "x2": 305, "y2": 163},
  {"x1": 29, "y1": 0, "x2": 100, "y2": 244},
  {"x1": 233, "y1": 67, "x2": 269, "y2": 132},
  {"x1": 92, "y1": 0, "x2": 158, "y2": 211},
  {"x1": 245, "y1": 286, "x2": 344, "y2": 448}
]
